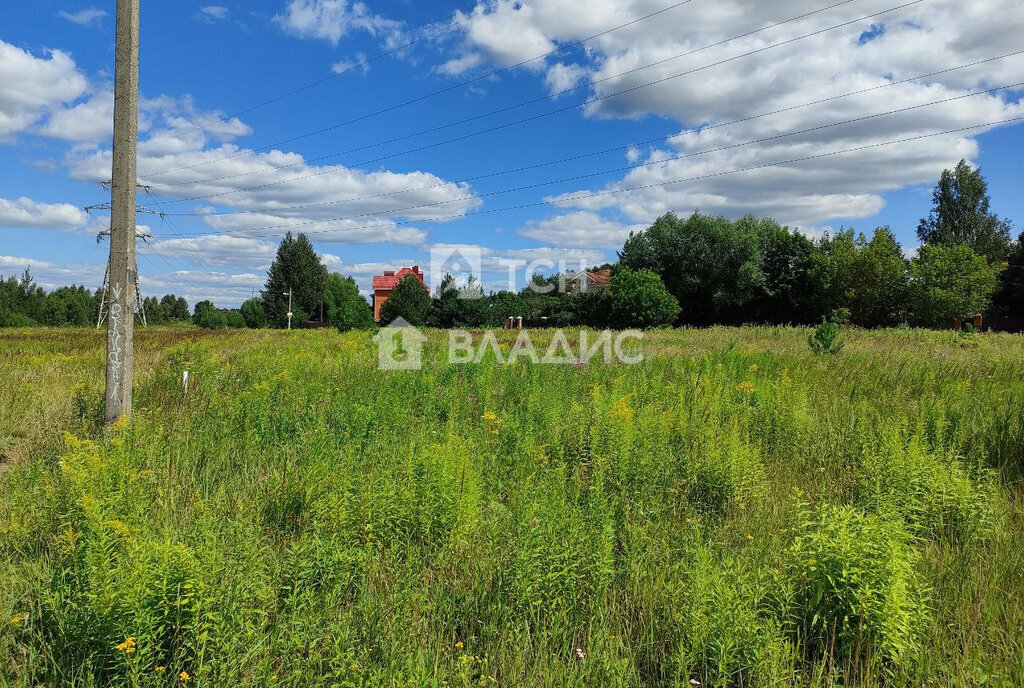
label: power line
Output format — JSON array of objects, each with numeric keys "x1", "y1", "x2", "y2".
[
  {"x1": 165, "y1": 84, "x2": 1024, "y2": 230},
  {"x1": 161, "y1": 54, "x2": 1024, "y2": 220},
  {"x1": 170, "y1": 0, "x2": 518, "y2": 140},
  {"x1": 144, "y1": 0, "x2": 704, "y2": 179},
  {"x1": 148, "y1": 0, "x2": 923, "y2": 204},
  {"x1": 156, "y1": 0, "x2": 867, "y2": 192},
  {"x1": 143, "y1": 187, "x2": 218, "y2": 273},
  {"x1": 163, "y1": 116, "x2": 1023, "y2": 240}
]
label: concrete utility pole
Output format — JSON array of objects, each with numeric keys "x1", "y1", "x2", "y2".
[
  {"x1": 104, "y1": 0, "x2": 140, "y2": 425},
  {"x1": 285, "y1": 288, "x2": 293, "y2": 330}
]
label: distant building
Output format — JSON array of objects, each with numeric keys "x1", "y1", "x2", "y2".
[
  {"x1": 371, "y1": 266, "x2": 426, "y2": 323},
  {"x1": 567, "y1": 268, "x2": 613, "y2": 295}
]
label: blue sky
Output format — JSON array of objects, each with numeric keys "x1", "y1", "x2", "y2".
[{"x1": 1, "y1": 0, "x2": 1022, "y2": 306}]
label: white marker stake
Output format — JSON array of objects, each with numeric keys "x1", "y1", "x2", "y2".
[{"x1": 182, "y1": 370, "x2": 189, "y2": 395}]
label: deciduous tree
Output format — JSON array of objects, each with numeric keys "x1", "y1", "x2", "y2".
[{"x1": 917, "y1": 160, "x2": 1013, "y2": 265}]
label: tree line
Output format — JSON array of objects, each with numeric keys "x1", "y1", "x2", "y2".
[
  {"x1": 0, "y1": 272, "x2": 196, "y2": 328},
  {"x1": 2, "y1": 160, "x2": 1020, "y2": 331},
  {"x1": 376, "y1": 160, "x2": 1020, "y2": 330}
]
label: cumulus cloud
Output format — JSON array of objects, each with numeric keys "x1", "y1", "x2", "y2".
[
  {"x1": 0, "y1": 40, "x2": 88, "y2": 141},
  {"x1": 139, "y1": 269, "x2": 264, "y2": 308},
  {"x1": 139, "y1": 235, "x2": 277, "y2": 267},
  {"x1": 66, "y1": 129, "x2": 481, "y2": 245},
  {"x1": 0, "y1": 196, "x2": 88, "y2": 231},
  {"x1": 545, "y1": 62, "x2": 588, "y2": 97},
  {"x1": 518, "y1": 211, "x2": 644, "y2": 248},
  {"x1": 274, "y1": 0, "x2": 403, "y2": 47},
  {"x1": 0, "y1": 254, "x2": 104, "y2": 289},
  {"x1": 440, "y1": 0, "x2": 1024, "y2": 229},
  {"x1": 57, "y1": 8, "x2": 107, "y2": 26}
]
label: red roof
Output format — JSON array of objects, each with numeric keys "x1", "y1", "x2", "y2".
[
  {"x1": 586, "y1": 269, "x2": 612, "y2": 285},
  {"x1": 372, "y1": 266, "x2": 425, "y2": 291}
]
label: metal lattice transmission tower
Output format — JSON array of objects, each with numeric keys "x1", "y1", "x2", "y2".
[
  {"x1": 87, "y1": 204, "x2": 158, "y2": 330},
  {"x1": 96, "y1": 260, "x2": 147, "y2": 328}
]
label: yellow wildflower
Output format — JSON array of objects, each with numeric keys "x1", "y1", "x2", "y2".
[
  {"x1": 455, "y1": 641, "x2": 464, "y2": 649},
  {"x1": 9, "y1": 615, "x2": 22, "y2": 625},
  {"x1": 115, "y1": 637, "x2": 137, "y2": 654},
  {"x1": 735, "y1": 381, "x2": 756, "y2": 394},
  {"x1": 738, "y1": 503, "x2": 746, "y2": 510},
  {"x1": 179, "y1": 670, "x2": 191, "y2": 682},
  {"x1": 745, "y1": 534, "x2": 754, "y2": 541},
  {"x1": 155, "y1": 666, "x2": 166, "y2": 674}
]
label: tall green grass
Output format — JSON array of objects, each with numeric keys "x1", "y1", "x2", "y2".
[{"x1": 1, "y1": 326, "x2": 1022, "y2": 687}]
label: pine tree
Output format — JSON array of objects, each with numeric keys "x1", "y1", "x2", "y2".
[{"x1": 261, "y1": 232, "x2": 328, "y2": 328}]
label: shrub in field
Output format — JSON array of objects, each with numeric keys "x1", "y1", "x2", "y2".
[
  {"x1": 856, "y1": 437, "x2": 997, "y2": 542},
  {"x1": 785, "y1": 504, "x2": 928, "y2": 679}
]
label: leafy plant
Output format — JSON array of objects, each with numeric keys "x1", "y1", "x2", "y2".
[{"x1": 785, "y1": 504, "x2": 928, "y2": 678}]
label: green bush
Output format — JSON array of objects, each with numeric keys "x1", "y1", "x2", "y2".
[
  {"x1": 856, "y1": 437, "x2": 997, "y2": 542},
  {"x1": 785, "y1": 505, "x2": 928, "y2": 679},
  {"x1": 609, "y1": 267, "x2": 681, "y2": 329}
]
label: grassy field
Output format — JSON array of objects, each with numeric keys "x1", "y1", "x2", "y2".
[{"x1": 1, "y1": 326, "x2": 1023, "y2": 687}]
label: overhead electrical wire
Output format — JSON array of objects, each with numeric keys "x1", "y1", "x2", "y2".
[
  {"x1": 162, "y1": 115, "x2": 1024, "y2": 240},
  {"x1": 171, "y1": 0, "x2": 518, "y2": 139},
  {"x1": 147, "y1": 0, "x2": 702, "y2": 178},
  {"x1": 160, "y1": 54, "x2": 1024, "y2": 221},
  {"x1": 148, "y1": 0, "x2": 925, "y2": 205},
  {"x1": 164, "y1": 84, "x2": 1024, "y2": 230}
]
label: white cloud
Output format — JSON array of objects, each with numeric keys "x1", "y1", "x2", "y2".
[
  {"x1": 139, "y1": 269, "x2": 264, "y2": 308},
  {"x1": 331, "y1": 53, "x2": 370, "y2": 75},
  {"x1": 41, "y1": 87, "x2": 114, "y2": 142},
  {"x1": 545, "y1": 62, "x2": 588, "y2": 97},
  {"x1": 274, "y1": 0, "x2": 403, "y2": 46},
  {"x1": 66, "y1": 134, "x2": 481, "y2": 245},
  {"x1": 57, "y1": 8, "x2": 107, "y2": 26},
  {"x1": 440, "y1": 0, "x2": 1024, "y2": 228},
  {"x1": 0, "y1": 196, "x2": 87, "y2": 231},
  {"x1": 200, "y1": 6, "x2": 229, "y2": 20},
  {"x1": 41, "y1": 89, "x2": 253, "y2": 146},
  {"x1": 518, "y1": 211, "x2": 643, "y2": 248},
  {"x1": 0, "y1": 255, "x2": 104, "y2": 289},
  {"x1": 0, "y1": 40, "x2": 88, "y2": 141},
  {"x1": 140, "y1": 235, "x2": 277, "y2": 267}
]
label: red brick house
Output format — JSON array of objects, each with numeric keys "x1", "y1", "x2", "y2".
[{"x1": 371, "y1": 266, "x2": 426, "y2": 323}]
